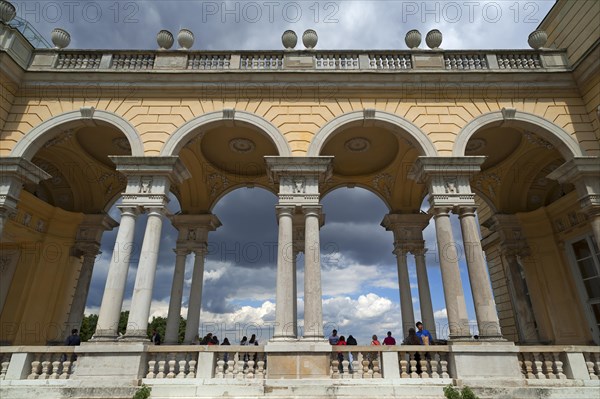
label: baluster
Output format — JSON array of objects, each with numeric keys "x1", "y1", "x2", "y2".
[
  {"x1": 50, "y1": 359, "x2": 61, "y2": 379},
  {"x1": 146, "y1": 355, "x2": 157, "y2": 378},
  {"x1": 235, "y1": 352, "x2": 244, "y2": 378},
  {"x1": 372, "y1": 354, "x2": 381, "y2": 378},
  {"x1": 518, "y1": 354, "x2": 526, "y2": 378},
  {"x1": 156, "y1": 355, "x2": 166, "y2": 378},
  {"x1": 430, "y1": 352, "x2": 439, "y2": 378},
  {"x1": 444, "y1": 57, "x2": 451, "y2": 69},
  {"x1": 400, "y1": 352, "x2": 409, "y2": 378},
  {"x1": 420, "y1": 351, "x2": 429, "y2": 378},
  {"x1": 409, "y1": 353, "x2": 418, "y2": 378},
  {"x1": 362, "y1": 354, "x2": 371, "y2": 378},
  {"x1": 352, "y1": 352, "x2": 362, "y2": 379},
  {"x1": 331, "y1": 353, "x2": 340, "y2": 379},
  {"x1": 440, "y1": 354, "x2": 449, "y2": 378},
  {"x1": 76, "y1": 56, "x2": 83, "y2": 69},
  {"x1": 585, "y1": 353, "x2": 597, "y2": 380},
  {"x1": 532, "y1": 352, "x2": 545, "y2": 379},
  {"x1": 39, "y1": 357, "x2": 51, "y2": 379},
  {"x1": 552, "y1": 353, "x2": 565, "y2": 380},
  {"x1": 0, "y1": 360, "x2": 9, "y2": 380},
  {"x1": 28, "y1": 356, "x2": 41, "y2": 379},
  {"x1": 246, "y1": 357, "x2": 255, "y2": 379},
  {"x1": 177, "y1": 357, "x2": 187, "y2": 378},
  {"x1": 166, "y1": 355, "x2": 177, "y2": 378},
  {"x1": 341, "y1": 358, "x2": 350, "y2": 378},
  {"x1": 216, "y1": 354, "x2": 225, "y2": 378},
  {"x1": 593, "y1": 353, "x2": 600, "y2": 379},
  {"x1": 543, "y1": 353, "x2": 556, "y2": 379},
  {"x1": 226, "y1": 353, "x2": 235, "y2": 378},
  {"x1": 255, "y1": 353, "x2": 265, "y2": 380},
  {"x1": 187, "y1": 357, "x2": 197, "y2": 379},
  {"x1": 523, "y1": 353, "x2": 534, "y2": 379},
  {"x1": 59, "y1": 360, "x2": 71, "y2": 379}
]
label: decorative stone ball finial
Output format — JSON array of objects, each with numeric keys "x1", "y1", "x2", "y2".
[
  {"x1": 177, "y1": 29, "x2": 194, "y2": 50},
  {"x1": 405, "y1": 29, "x2": 422, "y2": 49},
  {"x1": 302, "y1": 29, "x2": 318, "y2": 49},
  {"x1": 51, "y1": 28, "x2": 71, "y2": 49},
  {"x1": 282, "y1": 30, "x2": 297, "y2": 50},
  {"x1": 157, "y1": 29, "x2": 174, "y2": 50},
  {"x1": 425, "y1": 29, "x2": 442, "y2": 49},
  {"x1": 528, "y1": 30, "x2": 547, "y2": 50},
  {"x1": 0, "y1": 0, "x2": 17, "y2": 23}
]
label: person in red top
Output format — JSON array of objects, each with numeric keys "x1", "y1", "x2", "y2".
[
  {"x1": 371, "y1": 334, "x2": 381, "y2": 345},
  {"x1": 382, "y1": 331, "x2": 396, "y2": 345}
]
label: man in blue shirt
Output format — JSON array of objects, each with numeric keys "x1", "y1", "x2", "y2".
[
  {"x1": 415, "y1": 321, "x2": 434, "y2": 345},
  {"x1": 328, "y1": 329, "x2": 339, "y2": 345}
]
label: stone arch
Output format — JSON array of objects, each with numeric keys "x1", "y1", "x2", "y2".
[
  {"x1": 160, "y1": 110, "x2": 292, "y2": 157},
  {"x1": 307, "y1": 110, "x2": 438, "y2": 157},
  {"x1": 452, "y1": 109, "x2": 584, "y2": 159},
  {"x1": 10, "y1": 109, "x2": 144, "y2": 159},
  {"x1": 209, "y1": 183, "x2": 278, "y2": 212},
  {"x1": 321, "y1": 183, "x2": 392, "y2": 211}
]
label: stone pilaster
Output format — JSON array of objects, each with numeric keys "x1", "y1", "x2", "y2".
[
  {"x1": 66, "y1": 214, "x2": 118, "y2": 334},
  {"x1": 0, "y1": 157, "x2": 51, "y2": 239},
  {"x1": 548, "y1": 157, "x2": 600, "y2": 245}
]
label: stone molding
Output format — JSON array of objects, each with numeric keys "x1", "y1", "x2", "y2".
[
  {"x1": 0, "y1": 157, "x2": 51, "y2": 214},
  {"x1": 170, "y1": 213, "x2": 222, "y2": 251},
  {"x1": 452, "y1": 109, "x2": 586, "y2": 159},
  {"x1": 307, "y1": 109, "x2": 438, "y2": 157},
  {"x1": 160, "y1": 110, "x2": 292, "y2": 157},
  {"x1": 10, "y1": 110, "x2": 145, "y2": 159},
  {"x1": 381, "y1": 213, "x2": 430, "y2": 253},
  {"x1": 547, "y1": 157, "x2": 600, "y2": 211}
]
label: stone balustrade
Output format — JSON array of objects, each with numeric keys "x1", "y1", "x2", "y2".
[
  {"x1": 25, "y1": 49, "x2": 569, "y2": 73},
  {"x1": 517, "y1": 346, "x2": 600, "y2": 380}
]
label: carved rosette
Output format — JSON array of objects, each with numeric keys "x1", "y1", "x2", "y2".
[
  {"x1": 344, "y1": 137, "x2": 371, "y2": 153},
  {"x1": 229, "y1": 138, "x2": 255, "y2": 154}
]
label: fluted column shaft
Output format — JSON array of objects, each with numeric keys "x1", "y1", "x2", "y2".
[
  {"x1": 94, "y1": 206, "x2": 139, "y2": 340},
  {"x1": 184, "y1": 247, "x2": 207, "y2": 343},
  {"x1": 165, "y1": 248, "x2": 189, "y2": 344},
  {"x1": 273, "y1": 206, "x2": 295, "y2": 340},
  {"x1": 125, "y1": 207, "x2": 166, "y2": 339},
  {"x1": 414, "y1": 248, "x2": 436, "y2": 340},
  {"x1": 292, "y1": 248, "x2": 299, "y2": 338},
  {"x1": 459, "y1": 207, "x2": 503, "y2": 338},
  {"x1": 303, "y1": 206, "x2": 324, "y2": 340},
  {"x1": 395, "y1": 246, "x2": 415, "y2": 337},
  {"x1": 432, "y1": 207, "x2": 470, "y2": 339},
  {"x1": 66, "y1": 250, "x2": 98, "y2": 332}
]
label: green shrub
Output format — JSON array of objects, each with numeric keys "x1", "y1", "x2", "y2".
[
  {"x1": 444, "y1": 385, "x2": 479, "y2": 399},
  {"x1": 133, "y1": 384, "x2": 151, "y2": 399}
]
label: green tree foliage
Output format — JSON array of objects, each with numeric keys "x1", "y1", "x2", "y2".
[
  {"x1": 79, "y1": 312, "x2": 186, "y2": 343},
  {"x1": 444, "y1": 385, "x2": 480, "y2": 399}
]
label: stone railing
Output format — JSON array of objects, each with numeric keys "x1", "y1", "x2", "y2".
[
  {"x1": 0, "y1": 346, "x2": 76, "y2": 380},
  {"x1": 330, "y1": 347, "x2": 383, "y2": 378},
  {"x1": 517, "y1": 346, "x2": 600, "y2": 380},
  {"x1": 25, "y1": 49, "x2": 569, "y2": 72}
]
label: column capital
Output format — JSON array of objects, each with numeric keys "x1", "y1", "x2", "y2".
[
  {"x1": 171, "y1": 213, "x2": 222, "y2": 250},
  {"x1": 116, "y1": 205, "x2": 142, "y2": 217},
  {"x1": 192, "y1": 245, "x2": 208, "y2": 256},
  {"x1": 265, "y1": 156, "x2": 333, "y2": 207},
  {"x1": 483, "y1": 214, "x2": 531, "y2": 258},
  {"x1": 275, "y1": 205, "x2": 296, "y2": 217},
  {"x1": 408, "y1": 156, "x2": 484, "y2": 208},
  {"x1": 431, "y1": 206, "x2": 453, "y2": 217},
  {"x1": 392, "y1": 242, "x2": 411, "y2": 256},
  {"x1": 173, "y1": 247, "x2": 191, "y2": 256},
  {"x1": 302, "y1": 205, "x2": 322, "y2": 217},
  {"x1": 411, "y1": 247, "x2": 428, "y2": 256},
  {"x1": 457, "y1": 205, "x2": 478, "y2": 218},
  {"x1": 110, "y1": 156, "x2": 191, "y2": 209},
  {"x1": 72, "y1": 213, "x2": 119, "y2": 257}
]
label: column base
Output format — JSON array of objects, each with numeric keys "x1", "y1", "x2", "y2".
[
  {"x1": 90, "y1": 329, "x2": 119, "y2": 342},
  {"x1": 121, "y1": 329, "x2": 150, "y2": 342},
  {"x1": 270, "y1": 335, "x2": 299, "y2": 343}
]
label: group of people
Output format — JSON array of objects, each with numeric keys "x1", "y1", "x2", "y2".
[{"x1": 328, "y1": 321, "x2": 434, "y2": 347}]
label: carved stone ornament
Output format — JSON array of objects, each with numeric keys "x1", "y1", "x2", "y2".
[
  {"x1": 187, "y1": 228, "x2": 197, "y2": 241},
  {"x1": 466, "y1": 138, "x2": 486, "y2": 152},
  {"x1": 229, "y1": 138, "x2": 255, "y2": 154},
  {"x1": 445, "y1": 179, "x2": 457, "y2": 194},
  {"x1": 345, "y1": 137, "x2": 371, "y2": 153},
  {"x1": 139, "y1": 177, "x2": 153, "y2": 194},
  {"x1": 292, "y1": 179, "x2": 305, "y2": 194},
  {"x1": 112, "y1": 137, "x2": 131, "y2": 151}
]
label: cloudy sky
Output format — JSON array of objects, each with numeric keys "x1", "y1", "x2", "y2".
[{"x1": 14, "y1": 0, "x2": 556, "y2": 344}]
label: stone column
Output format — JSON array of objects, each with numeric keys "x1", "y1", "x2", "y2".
[
  {"x1": 413, "y1": 248, "x2": 437, "y2": 340},
  {"x1": 303, "y1": 205, "x2": 324, "y2": 340},
  {"x1": 165, "y1": 248, "x2": 189, "y2": 344},
  {"x1": 94, "y1": 206, "x2": 140, "y2": 340},
  {"x1": 272, "y1": 206, "x2": 296, "y2": 340},
  {"x1": 125, "y1": 207, "x2": 166, "y2": 340},
  {"x1": 394, "y1": 246, "x2": 415, "y2": 337},
  {"x1": 0, "y1": 158, "x2": 51, "y2": 239},
  {"x1": 432, "y1": 207, "x2": 471, "y2": 339},
  {"x1": 184, "y1": 247, "x2": 207, "y2": 343},
  {"x1": 66, "y1": 214, "x2": 118, "y2": 334},
  {"x1": 458, "y1": 206, "x2": 503, "y2": 339},
  {"x1": 292, "y1": 248, "x2": 299, "y2": 338}
]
